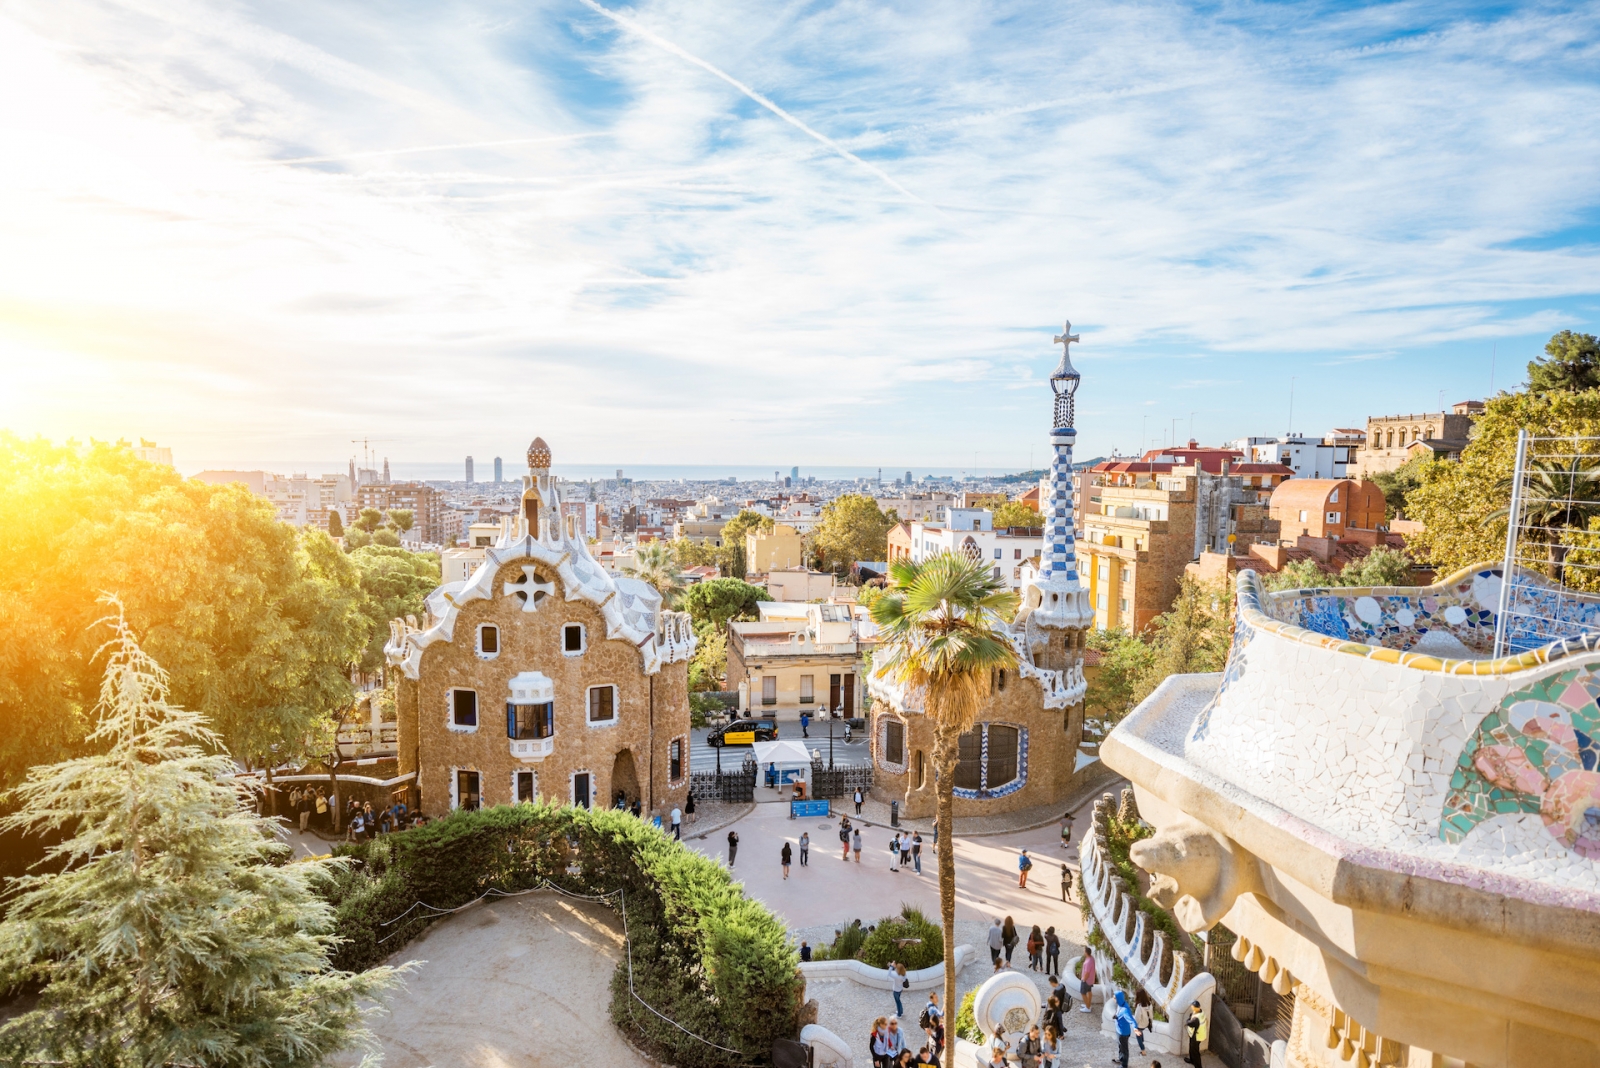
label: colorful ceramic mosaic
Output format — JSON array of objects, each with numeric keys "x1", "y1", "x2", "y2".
[
  {"x1": 1441, "y1": 665, "x2": 1600, "y2": 859},
  {"x1": 1261, "y1": 569, "x2": 1497, "y2": 654}
]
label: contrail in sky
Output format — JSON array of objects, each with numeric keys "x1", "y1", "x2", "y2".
[
  {"x1": 263, "y1": 133, "x2": 606, "y2": 166},
  {"x1": 576, "y1": 0, "x2": 928, "y2": 207}
]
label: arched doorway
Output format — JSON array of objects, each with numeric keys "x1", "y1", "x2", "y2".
[{"x1": 610, "y1": 749, "x2": 641, "y2": 809}]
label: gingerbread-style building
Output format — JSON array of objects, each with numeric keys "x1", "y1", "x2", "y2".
[{"x1": 385, "y1": 437, "x2": 696, "y2": 817}]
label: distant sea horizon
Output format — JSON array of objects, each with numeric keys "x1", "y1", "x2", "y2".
[{"x1": 179, "y1": 460, "x2": 1050, "y2": 483}]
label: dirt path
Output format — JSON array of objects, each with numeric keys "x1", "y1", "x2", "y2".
[{"x1": 356, "y1": 892, "x2": 654, "y2": 1068}]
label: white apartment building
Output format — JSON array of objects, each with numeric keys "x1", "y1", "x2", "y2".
[
  {"x1": 875, "y1": 494, "x2": 954, "y2": 524},
  {"x1": 1226, "y1": 435, "x2": 1354, "y2": 480},
  {"x1": 908, "y1": 514, "x2": 1043, "y2": 594},
  {"x1": 193, "y1": 470, "x2": 352, "y2": 529}
]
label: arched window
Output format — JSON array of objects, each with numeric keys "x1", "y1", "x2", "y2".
[
  {"x1": 961, "y1": 536, "x2": 981, "y2": 561},
  {"x1": 953, "y1": 723, "x2": 1022, "y2": 794}
]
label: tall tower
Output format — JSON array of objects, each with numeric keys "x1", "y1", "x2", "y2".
[
  {"x1": 1020, "y1": 320, "x2": 1094, "y2": 640},
  {"x1": 465, "y1": 455, "x2": 474, "y2": 484},
  {"x1": 494, "y1": 456, "x2": 503, "y2": 483},
  {"x1": 348, "y1": 458, "x2": 356, "y2": 489},
  {"x1": 382, "y1": 457, "x2": 390, "y2": 483}
]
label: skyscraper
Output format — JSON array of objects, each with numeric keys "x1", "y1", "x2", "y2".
[
  {"x1": 494, "y1": 456, "x2": 503, "y2": 482},
  {"x1": 905, "y1": 470, "x2": 913, "y2": 485},
  {"x1": 465, "y1": 456, "x2": 474, "y2": 484},
  {"x1": 790, "y1": 466, "x2": 799, "y2": 480},
  {"x1": 382, "y1": 458, "x2": 390, "y2": 483}
]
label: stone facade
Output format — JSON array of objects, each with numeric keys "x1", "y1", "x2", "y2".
[{"x1": 388, "y1": 436, "x2": 695, "y2": 819}]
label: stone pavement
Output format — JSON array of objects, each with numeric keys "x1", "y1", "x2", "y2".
[{"x1": 839, "y1": 764, "x2": 1123, "y2": 839}]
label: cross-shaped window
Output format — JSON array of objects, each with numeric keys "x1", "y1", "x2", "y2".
[{"x1": 503, "y1": 566, "x2": 555, "y2": 612}]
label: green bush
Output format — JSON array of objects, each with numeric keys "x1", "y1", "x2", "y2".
[
  {"x1": 857, "y1": 904, "x2": 943, "y2": 970},
  {"x1": 322, "y1": 802, "x2": 801, "y2": 1068},
  {"x1": 812, "y1": 919, "x2": 867, "y2": 962},
  {"x1": 954, "y1": 989, "x2": 980, "y2": 1042}
]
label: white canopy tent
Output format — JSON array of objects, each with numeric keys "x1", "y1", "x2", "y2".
[{"x1": 752, "y1": 739, "x2": 816, "y2": 795}]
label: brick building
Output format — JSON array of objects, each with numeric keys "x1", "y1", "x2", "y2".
[
  {"x1": 356, "y1": 480, "x2": 446, "y2": 545},
  {"x1": 1269, "y1": 477, "x2": 1387, "y2": 539},
  {"x1": 385, "y1": 437, "x2": 696, "y2": 818},
  {"x1": 1352, "y1": 401, "x2": 1482, "y2": 477}
]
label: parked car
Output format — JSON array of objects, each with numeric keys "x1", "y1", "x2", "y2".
[{"x1": 708, "y1": 717, "x2": 779, "y2": 747}]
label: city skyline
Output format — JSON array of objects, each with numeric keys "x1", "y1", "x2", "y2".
[{"x1": 2, "y1": 1, "x2": 1597, "y2": 465}]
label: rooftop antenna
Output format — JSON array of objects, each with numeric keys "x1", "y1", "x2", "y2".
[{"x1": 1287, "y1": 377, "x2": 1296, "y2": 437}]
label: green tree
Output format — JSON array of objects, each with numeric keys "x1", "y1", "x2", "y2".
[
  {"x1": 624, "y1": 541, "x2": 686, "y2": 604},
  {"x1": 1133, "y1": 577, "x2": 1233, "y2": 704},
  {"x1": 1261, "y1": 559, "x2": 1334, "y2": 591},
  {"x1": 0, "y1": 436, "x2": 369, "y2": 789},
  {"x1": 1527, "y1": 330, "x2": 1600, "y2": 393},
  {"x1": 811, "y1": 494, "x2": 895, "y2": 573},
  {"x1": 327, "y1": 509, "x2": 344, "y2": 538},
  {"x1": 688, "y1": 628, "x2": 728, "y2": 692},
  {"x1": 670, "y1": 537, "x2": 720, "y2": 570},
  {"x1": 370, "y1": 527, "x2": 401, "y2": 548},
  {"x1": 347, "y1": 545, "x2": 442, "y2": 673},
  {"x1": 718, "y1": 509, "x2": 775, "y2": 577},
  {"x1": 871, "y1": 553, "x2": 1018, "y2": 1022},
  {"x1": 680, "y1": 577, "x2": 772, "y2": 632},
  {"x1": 1370, "y1": 454, "x2": 1432, "y2": 520},
  {"x1": 386, "y1": 509, "x2": 414, "y2": 533},
  {"x1": 343, "y1": 527, "x2": 372, "y2": 550},
  {"x1": 354, "y1": 507, "x2": 386, "y2": 533},
  {"x1": 1490, "y1": 456, "x2": 1600, "y2": 583},
  {"x1": 1083, "y1": 627, "x2": 1154, "y2": 726},
  {"x1": 1338, "y1": 545, "x2": 1418, "y2": 587},
  {"x1": 0, "y1": 605, "x2": 406, "y2": 1065},
  {"x1": 1407, "y1": 389, "x2": 1600, "y2": 575},
  {"x1": 992, "y1": 501, "x2": 1044, "y2": 529}
]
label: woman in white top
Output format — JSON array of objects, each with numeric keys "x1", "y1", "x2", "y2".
[{"x1": 1132, "y1": 989, "x2": 1153, "y2": 1055}]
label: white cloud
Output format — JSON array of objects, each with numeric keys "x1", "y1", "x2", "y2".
[{"x1": 1, "y1": 0, "x2": 1598, "y2": 469}]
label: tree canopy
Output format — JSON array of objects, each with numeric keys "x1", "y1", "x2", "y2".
[
  {"x1": 1527, "y1": 330, "x2": 1600, "y2": 393},
  {"x1": 1370, "y1": 454, "x2": 1432, "y2": 520},
  {"x1": 991, "y1": 501, "x2": 1044, "y2": 529},
  {"x1": 680, "y1": 577, "x2": 772, "y2": 632},
  {"x1": 347, "y1": 545, "x2": 441, "y2": 673},
  {"x1": 1084, "y1": 577, "x2": 1233, "y2": 726},
  {"x1": 0, "y1": 435, "x2": 369, "y2": 785},
  {"x1": 1261, "y1": 545, "x2": 1418, "y2": 591},
  {"x1": 811, "y1": 494, "x2": 895, "y2": 573},
  {"x1": 624, "y1": 541, "x2": 686, "y2": 603},
  {"x1": 0, "y1": 606, "x2": 405, "y2": 1064}
]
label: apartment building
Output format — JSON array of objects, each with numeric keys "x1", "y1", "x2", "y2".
[
  {"x1": 874, "y1": 494, "x2": 954, "y2": 524},
  {"x1": 746, "y1": 523, "x2": 807, "y2": 576},
  {"x1": 356, "y1": 481, "x2": 446, "y2": 545},
  {"x1": 1270, "y1": 478, "x2": 1387, "y2": 539},
  {"x1": 194, "y1": 470, "x2": 353, "y2": 531},
  {"x1": 725, "y1": 602, "x2": 873, "y2": 717},
  {"x1": 1227, "y1": 434, "x2": 1359, "y2": 479},
  {"x1": 1352, "y1": 402, "x2": 1482, "y2": 477},
  {"x1": 906, "y1": 512, "x2": 1044, "y2": 595}
]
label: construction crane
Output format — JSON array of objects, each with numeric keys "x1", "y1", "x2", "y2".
[{"x1": 350, "y1": 438, "x2": 393, "y2": 480}]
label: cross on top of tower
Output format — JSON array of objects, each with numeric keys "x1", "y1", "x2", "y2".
[{"x1": 1050, "y1": 321, "x2": 1081, "y2": 388}]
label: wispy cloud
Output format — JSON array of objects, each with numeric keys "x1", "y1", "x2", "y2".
[{"x1": 1, "y1": 0, "x2": 1598, "y2": 469}]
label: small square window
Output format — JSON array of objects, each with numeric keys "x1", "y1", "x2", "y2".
[
  {"x1": 451, "y1": 689, "x2": 478, "y2": 730},
  {"x1": 993, "y1": 548, "x2": 1001, "y2": 559},
  {"x1": 588, "y1": 685, "x2": 616, "y2": 724},
  {"x1": 478, "y1": 624, "x2": 499, "y2": 658},
  {"x1": 563, "y1": 624, "x2": 585, "y2": 655},
  {"x1": 1014, "y1": 548, "x2": 1022, "y2": 559}
]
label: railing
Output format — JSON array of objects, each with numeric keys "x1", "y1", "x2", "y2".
[
  {"x1": 689, "y1": 761, "x2": 756, "y2": 803},
  {"x1": 809, "y1": 761, "x2": 872, "y2": 799},
  {"x1": 1077, "y1": 791, "x2": 1214, "y2": 1050}
]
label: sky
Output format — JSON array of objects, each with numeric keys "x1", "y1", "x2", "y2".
[{"x1": 1, "y1": 0, "x2": 1599, "y2": 475}]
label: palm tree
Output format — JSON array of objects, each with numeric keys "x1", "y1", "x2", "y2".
[
  {"x1": 623, "y1": 540, "x2": 686, "y2": 605},
  {"x1": 871, "y1": 553, "x2": 1019, "y2": 1019},
  {"x1": 1492, "y1": 455, "x2": 1600, "y2": 583}
]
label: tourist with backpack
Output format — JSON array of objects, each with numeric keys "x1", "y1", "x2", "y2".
[
  {"x1": 1017, "y1": 848, "x2": 1033, "y2": 888},
  {"x1": 919, "y1": 992, "x2": 943, "y2": 1052}
]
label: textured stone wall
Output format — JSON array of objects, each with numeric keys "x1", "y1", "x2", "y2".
[{"x1": 397, "y1": 561, "x2": 690, "y2": 818}]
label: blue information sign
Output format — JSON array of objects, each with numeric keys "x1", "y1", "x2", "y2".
[{"x1": 790, "y1": 799, "x2": 831, "y2": 819}]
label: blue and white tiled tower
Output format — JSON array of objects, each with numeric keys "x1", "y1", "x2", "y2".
[{"x1": 1022, "y1": 320, "x2": 1094, "y2": 637}]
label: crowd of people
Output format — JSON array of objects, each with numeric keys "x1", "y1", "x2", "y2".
[{"x1": 280, "y1": 785, "x2": 426, "y2": 841}]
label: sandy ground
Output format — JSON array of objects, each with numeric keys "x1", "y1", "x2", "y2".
[{"x1": 351, "y1": 892, "x2": 653, "y2": 1068}]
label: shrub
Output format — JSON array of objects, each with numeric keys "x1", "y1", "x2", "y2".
[
  {"x1": 812, "y1": 919, "x2": 868, "y2": 962},
  {"x1": 857, "y1": 904, "x2": 943, "y2": 970},
  {"x1": 322, "y1": 802, "x2": 801, "y2": 1068},
  {"x1": 954, "y1": 989, "x2": 980, "y2": 1042}
]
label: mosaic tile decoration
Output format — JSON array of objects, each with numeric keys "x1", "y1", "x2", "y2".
[
  {"x1": 1441, "y1": 665, "x2": 1600, "y2": 859},
  {"x1": 952, "y1": 724, "x2": 1029, "y2": 800},
  {"x1": 1238, "y1": 564, "x2": 1600, "y2": 677}
]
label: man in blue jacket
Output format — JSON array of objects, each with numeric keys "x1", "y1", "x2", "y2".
[{"x1": 1113, "y1": 990, "x2": 1142, "y2": 1068}]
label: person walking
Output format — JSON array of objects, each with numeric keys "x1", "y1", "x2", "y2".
[
  {"x1": 1113, "y1": 991, "x2": 1139, "y2": 1068},
  {"x1": 891, "y1": 832, "x2": 904, "y2": 871},
  {"x1": 870, "y1": 1017, "x2": 892, "y2": 1068},
  {"x1": 1059, "y1": 863, "x2": 1073, "y2": 902},
  {"x1": 1059, "y1": 811, "x2": 1074, "y2": 848},
  {"x1": 899, "y1": 833, "x2": 912, "y2": 871},
  {"x1": 1044, "y1": 926, "x2": 1061, "y2": 976},
  {"x1": 1133, "y1": 990, "x2": 1153, "y2": 1055},
  {"x1": 1049, "y1": 974, "x2": 1072, "y2": 1015},
  {"x1": 298, "y1": 788, "x2": 313, "y2": 833},
  {"x1": 685, "y1": 789, "x2": 696, "y2": 822},
  {"x1": 854, "y1": 788, "x2": 864, "y2": 815},
  {"x1": 919, "y1": 991, "x2": 943, "y2": 1052},
  {"x1": 780, "y1": 841, "x2": 792, "y2": 879},
  {"x1": 911, "y1": 831, "x2": 923, "y2": 874},
  {"x1": 1078, "y1": 952, "x2": 1096, "y2": 1012},
  {"x1": 1184, "y1": 1001, "x2": 1207, "y2": 1068},
  {"x1": 987, "y1": 918, "x2": 1004, "y2": 970},
  {"x1": 852, "y1": 826, "x2": 862, "y2": 863},
  {"x1": 801, "y1": 710, "x2": 811, "y2": 737},
  {"x1": 314, "y1": 789, "x2": 328, "y2": 833},
  {"x1": 841, "y1": 818, "x2": 853, "y2": 860},
  {"x1": 1017, "y1": 848, "x2": 1033, "y2": 888},
  {"x1": 1043, "y1": 995, "x2": 1063, "y2": 1037},
  {"x1": 799, "y1": 831, "x2": 810, "y2": 865},
  {"x1": 727, "y1": 829, "x2": 739, "y2": 868},
  {"x1": 1026, "y1": 924, "x2": 1044, "y2": 971},
  {"x1": 1001, "y1": 916, "x2": 1018, "y2": 967},
  {"x1": 671, "y1": 805, "x2": 682, "y2": 840},
  {"x1": 879, "y1": 1018, "x2": 905, "y2": 1064},
  {"x1": 1040, "y1": 1024, "x2": 1059, "y2": 1068},
  {"x1": 889, "y1": 961, "x2": 908, "y2": 1017}
]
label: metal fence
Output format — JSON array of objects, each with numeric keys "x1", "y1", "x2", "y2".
[
  {"x1": 1494, "y1": 431, "x2": 1600, "y2": 655},
  {"x1": 689, "y1": 762, "x2": 756, "y2": 803},
  {"x1": 809, "y1": 761, "x2": 873, "y2": 800}
]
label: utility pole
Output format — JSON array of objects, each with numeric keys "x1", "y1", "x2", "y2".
[{"x1": 1287, "y1": 378, "x2": 1297, "y2": 437}]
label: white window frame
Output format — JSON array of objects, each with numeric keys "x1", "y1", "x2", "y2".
[
  {"x1": 586, "y1": 684, "x2": 618, "y2": 727},
  {"x1": 447, "y1": 687, "x2": 479, "y2": 734},
  {"x1": 1329, "y1": 488, "x2": 1339, "y2": 503},
  {"x1": 512, "y1": 769, "x2": 538, "y2": 804},
  {"x1": 450, "y1": 766, "x2": 482, "y2": 811},
  {"x1": 562, "y1": 622, "x2": 587, "y2": 657},
  {"x1": 1327, "y1": 511, "x2": 1341, "y2": 524},
  {"x1": 477, "y1": 623, "x2": 500, "y2": 660},
  {"x1": 799, "y1": 674, "x2": 814, "y2": 703}
]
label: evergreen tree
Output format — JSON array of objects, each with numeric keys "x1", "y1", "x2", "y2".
[
  {"x1": 0, "y1": 603, "x2": 407, "y2": 1067},
  {"x1": 327, "y1": 509, "x2": 345, "y2": 538},
  {"x1": 1527, "y1": 330, "x2": 1600, "y2": 393}
]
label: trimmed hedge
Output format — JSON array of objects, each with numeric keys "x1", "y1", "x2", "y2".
[{"x1": 322, "y1": 803, "x2": 801, "y2": 1068}]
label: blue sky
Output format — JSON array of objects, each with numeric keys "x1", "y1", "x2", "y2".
[{"x1": 1, "y1": 0, "x2": 1598, "y2": 472}]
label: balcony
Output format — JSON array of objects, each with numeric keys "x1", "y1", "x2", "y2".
[{"x1": 510, "y1": 736, "x2": 554, "y2": 761}]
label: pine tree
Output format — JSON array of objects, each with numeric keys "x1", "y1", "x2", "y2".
[{"x1": 0, "y1": 601, "x2": 408, "y2": 1067}]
